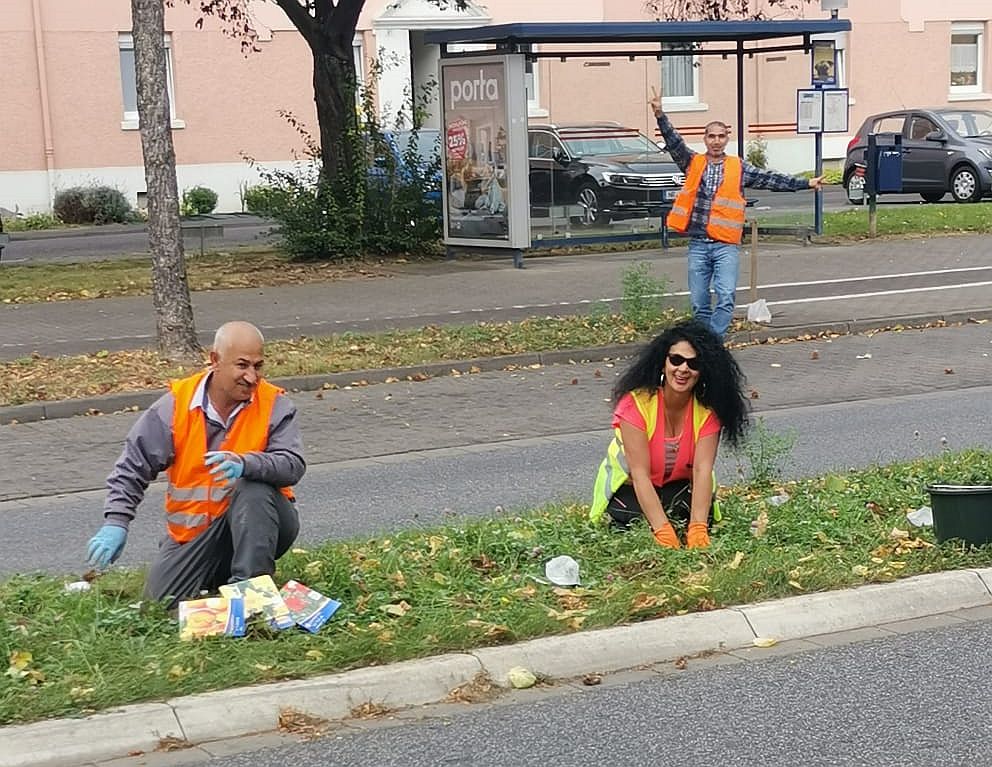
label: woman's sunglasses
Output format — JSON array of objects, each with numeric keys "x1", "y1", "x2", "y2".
[{"x1": 667, "y1": 353, "x2": 701, "y2": 371}]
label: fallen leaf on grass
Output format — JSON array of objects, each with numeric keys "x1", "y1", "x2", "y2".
[
  {"x1": 381, "y1": 600, "x2": 412, "y2": 618},
  {"x1": 852, "y1": 565, "x2": 870, "y2": 576},
  {"x1": 465, "y1": 619, "x2": 512, "y2": 639},
  {"x1": 630, "y1": 592, "x2": 666, "y2": 611},
  {"x1": 727, "y1": 551, "x2": 745, "y2": 570}
]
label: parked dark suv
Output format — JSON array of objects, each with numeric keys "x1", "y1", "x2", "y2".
[
  {"x1": 528, "y1": 123, "x2": 685, "y2": 225},
  {"x1": 843, "y1": 108, "x2": 992, "y2": 203}
]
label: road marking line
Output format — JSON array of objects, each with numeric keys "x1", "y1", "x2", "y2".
[{"x1": 767, "y1": 280, "x2": 992, "y2": 305}]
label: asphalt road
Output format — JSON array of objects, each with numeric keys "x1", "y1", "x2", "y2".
[
  {"x1": 5, "y1": 382, "x2": 989, "y2": 580},
  {"x1": 144, "y1": 617, "x2": 992, "y2": 766},
  {"x1": 0, "y1": 216, "x2": 275, "y2": 263}
]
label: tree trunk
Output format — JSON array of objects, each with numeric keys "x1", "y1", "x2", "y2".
[
  {"x1": 132, "y1": 0, "x2": 200, "y2": 361},
  {"x1": 312, "y1": 41, "x2": 361, "y2": 187}
]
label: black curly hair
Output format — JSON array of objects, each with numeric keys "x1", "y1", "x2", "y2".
[{"x1": 612, "y1": 319, "x2": 750, "y2": 446}]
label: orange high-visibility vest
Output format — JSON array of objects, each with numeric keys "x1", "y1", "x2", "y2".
[
  {"x1": 666, "y1": 154, "x2": 746, "y2": 244},
  {"x1": 165, "y1": 372, "x2": 294, "y2": 543}
]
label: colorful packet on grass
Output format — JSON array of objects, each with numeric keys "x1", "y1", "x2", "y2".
[
  {"x1": 279, "y1": 580, "x2": 341, "y2": 633},
  {"x1": 178, "y1": 596, "x2": 245, "y2": 640},
  {"x1": 219, "y1": 575, "x2": 294, "y2": 630}
]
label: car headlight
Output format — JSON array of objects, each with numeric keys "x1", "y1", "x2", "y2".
[
  {"x1": 601, "y1": 172, "x2": 623, "y2": 184},
  {"x1": 979, "y1": 148, "x2": 992, "y2": 162}
]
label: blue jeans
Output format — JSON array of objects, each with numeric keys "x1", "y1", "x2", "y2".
[{"x1": 687, "y1": 238, "x2": 740, "y2": 338}]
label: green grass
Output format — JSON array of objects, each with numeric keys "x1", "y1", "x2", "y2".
[
  {"x1": 0, "y1": 311, "x2": 689, "y2": 407},
  {"x1": 0, "y1": 248, "x2": 391, "y2": 305},
  {"x1": 750, "y1": 197, "x2": 992, "y2": 239},
  {"x1": 2, "y1": 449, "x2": 990, "y2": 726}
]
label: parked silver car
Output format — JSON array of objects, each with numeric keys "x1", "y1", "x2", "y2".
[{"x1": 843, "y1": 108, "x2": 992, "y2": 203}]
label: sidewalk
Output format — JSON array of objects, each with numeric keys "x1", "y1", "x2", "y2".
[{"x1": 4, "y1": 569, "x2": 992, "y2": 767}]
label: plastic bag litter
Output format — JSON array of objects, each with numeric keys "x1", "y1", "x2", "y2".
[
  {"x1": 906, "y1": 506, "x2": 933, "y2": 527},
  {"x1": 545, "y1": 555, "x2": 581, "y2": 586},
  {"x1": 746, "y1": 299, "x2": 772, "y2": 324},
  {"x1": 767, "y1": 493, "x2": 790, "y2": 507}
]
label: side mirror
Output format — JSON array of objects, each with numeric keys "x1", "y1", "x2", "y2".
[
  {"x1": 553, "y1": 148, "x2": 572, "y2": 166},
  {"x1": 924, "y1": 130, "x2": 946, "y2": 142}
]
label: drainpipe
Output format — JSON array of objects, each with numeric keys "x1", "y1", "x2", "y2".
[{"x1": 31, "y1": 0, "x2": 57, "y2": 211}]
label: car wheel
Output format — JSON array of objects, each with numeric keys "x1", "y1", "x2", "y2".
[
  {"x1": 573, "y1": 182, "x2": 607, "y2": 226},
  {"x1": 920, "y1": 192, "x2": 945, "y2": 203},
  {"x1": 844, "y1": 172, "x2": 866, "y2": 205},
  {"x1": 950, "y1": 166, "x2": 982, "y2": 203}
]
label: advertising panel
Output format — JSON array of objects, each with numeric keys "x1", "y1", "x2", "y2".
[{"x1": 441, "y1": 56, "x2": 528, "y2": 248}]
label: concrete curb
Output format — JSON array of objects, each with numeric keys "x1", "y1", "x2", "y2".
[
  {"x1": 5, "y1": 309, "x2": 992, "y2": 427},
  {"x1": 3, "y1": 568, "x2": 991, "y2": 767}
]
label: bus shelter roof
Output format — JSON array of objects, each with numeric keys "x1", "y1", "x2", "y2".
[{"x1": 426, "y1": 20, "x2": 851, "y2": 51}]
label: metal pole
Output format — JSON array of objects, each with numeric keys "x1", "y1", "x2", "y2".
[
  {"x1": 749, "y1": 218, "x2": 758, "y2": 303},
  {"x1": 866, "y1": 133, "x2": 878, "y2": 238},
  {"x1": 814, "y1": 130, "x2": 823, "y2": 235},
  {"x1": 736, "y1": 42, "x2": 745, "y2": 159}
]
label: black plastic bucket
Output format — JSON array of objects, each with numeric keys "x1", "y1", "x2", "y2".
[{"x1": 927, "y1": 484, "x2": 992, "y2": 546}]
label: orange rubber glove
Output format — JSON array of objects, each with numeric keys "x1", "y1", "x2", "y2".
[
  {"x1": 686, "y1": 521, "x2": 710, "y2": 549},
  {"x1": 653, "y1": 522, "x2": 681, "y2": 549}
]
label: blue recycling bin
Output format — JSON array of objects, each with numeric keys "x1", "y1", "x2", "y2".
[
  {"x1": 866, "y1": 133, "x2": 903, "y2": 194},
  {"x1": 877, "y1": 148, "x2": 903, "y2": 193}
]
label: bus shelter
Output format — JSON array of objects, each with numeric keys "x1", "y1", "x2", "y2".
[{"x1": 425, "y1": 20, "x2": 851, "y2": 267}]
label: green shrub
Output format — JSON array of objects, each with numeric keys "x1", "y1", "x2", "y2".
[
  {"x1": 1, "y1": 213, "x2": 62, "y2": 231},
  {"x1": 180, "y1": 186, "x2": 218, "y2": 216},
  {"x1": 250, "y1": 67, "x2": 442, "y2": 260},
  {"x1": 745, "y1": 135, "x2": 768, "y2": 169},
  {"x1": 53, "y1": 185, "x2": 132, "y2": 225},
  {"x1": 241, "y1": 184, "x2": 283, "y2": 216}
]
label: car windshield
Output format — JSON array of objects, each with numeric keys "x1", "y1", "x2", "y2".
[
  {"x1": 559, "y1": 128, "x2": 664, "y2": 157},
  {"x1": 940, "y1": 110, "x2": 992, "y2": 138},
  {"x1": 394, "y1": 130, "x2": 440, "y2": 159}
]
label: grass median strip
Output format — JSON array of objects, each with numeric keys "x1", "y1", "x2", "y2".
[
  {"x1": 751, "y1": 201, "x2": 992, "y2": 239},
  {"x1": 0, "y1": 312, "x2": 684, "y2": 407},
  {"x1": 1, "y1": 449, "x2": 990, "y2": 726},
  {"x1": 0, "y1": 248, "x2": 390, "y2": 305}
]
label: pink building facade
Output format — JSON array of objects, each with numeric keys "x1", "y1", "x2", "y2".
[{"x1": 1, "y1": 0, "x2": 990, "y2": 214}]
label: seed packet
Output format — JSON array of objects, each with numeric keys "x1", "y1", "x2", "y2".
[
  {"x1": 219, "y1": 575, "x2": 294, "y2": 630},
  {"x1": 178, "y1": 596, "x2": 246, "y2": 640},
  {"x1": 279, "y1": 580, "x2": 341, "y2": 634}
]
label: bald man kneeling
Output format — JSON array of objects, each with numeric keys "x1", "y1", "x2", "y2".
[{"x1": 85, "y1": 321, "x2": 306, "y2": 607}]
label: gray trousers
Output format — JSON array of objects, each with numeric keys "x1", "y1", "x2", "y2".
[{"x1": 144, "y1": 480, "x2": 299, "y2": 608}]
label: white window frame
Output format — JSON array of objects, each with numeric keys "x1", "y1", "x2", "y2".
[
  {"x1": 119, "y1": 32, "x2": 184, "y2": 130},
  {"x1": 661, "y1": 43, "x2": 707, "y2": 112},
  {"x1": 950, "y1": 22, "x2": 984, "y2": 97},
  {"x1": 520, "y1": 44, "x2": 547, "y2": 118}
]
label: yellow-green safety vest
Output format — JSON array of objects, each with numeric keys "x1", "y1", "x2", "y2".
[{"x1": 589, "y1": 388, "x2": 721, "y2": 523}]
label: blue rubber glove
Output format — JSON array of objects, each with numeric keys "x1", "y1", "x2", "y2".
[
  {"x1": 86, "y1": 524, "x2": 128, "y2": 568},
  {"x1": 204, "y1": 451, "x2": 245, "y2": 482}
]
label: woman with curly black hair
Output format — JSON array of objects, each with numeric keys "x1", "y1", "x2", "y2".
[{"x1": 590, "y1": 319, "x2": 749, "y2": 548}]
